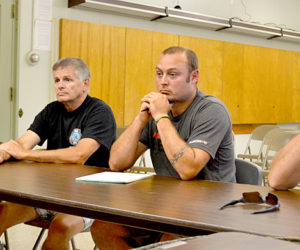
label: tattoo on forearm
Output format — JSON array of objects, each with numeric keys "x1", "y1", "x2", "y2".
[{"x1": 170, "y1": 144, "x2": 189, "y2": 166}]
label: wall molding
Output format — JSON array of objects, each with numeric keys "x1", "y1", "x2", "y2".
[{"x1": 68, "y1": 0, "x2": 300, "y2": 43}]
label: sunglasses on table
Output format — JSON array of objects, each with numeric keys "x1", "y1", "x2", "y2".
[{"x1": 219, "y1": 191, "x2": 280, "y2": 214}]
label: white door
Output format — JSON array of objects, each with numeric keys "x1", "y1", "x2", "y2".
[{"x1": 0, "y1": 0, "x2": 16, "y2": 142}]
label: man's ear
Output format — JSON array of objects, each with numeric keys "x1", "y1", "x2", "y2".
[
  {"x1": 83, "y1": 78, "x2": 91, "y2": 91},
  {"x1": 191, "y1": 69, "x2": 199, "y2": 84}
]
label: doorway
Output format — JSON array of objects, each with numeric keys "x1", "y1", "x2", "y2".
[{"x1": 0, "y1": 0, "x2": 16, "y2": 141}]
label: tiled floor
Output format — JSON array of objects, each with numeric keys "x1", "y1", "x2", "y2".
[{"x1": 1, "y1": 223, "x2": 95, "y2": 250}]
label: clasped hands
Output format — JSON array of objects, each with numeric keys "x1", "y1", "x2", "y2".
[{"x1": 140, "y1": 92, "x2": 171, "y2": 120}]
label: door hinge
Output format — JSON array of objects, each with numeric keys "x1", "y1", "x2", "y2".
[
  {"x1": 11, "y1": 4, "x2": 15, "y2": 19},
  {"x1": 18, "y1": 108, "x2": 23, "y2": 118},
  {"x1": 10, "y1": 87, "x2": 14, "y2": 102}
]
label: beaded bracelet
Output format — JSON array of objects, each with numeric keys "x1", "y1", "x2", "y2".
[{"x1": 155, "y1": 114, "x2": 169, "y2": 124}]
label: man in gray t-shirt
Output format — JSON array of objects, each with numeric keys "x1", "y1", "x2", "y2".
[
  {"x1": 140, "y1": 89, "x2": 235, "y2": 182},
  {"x1": 90, "y1": 46, "x2": 236, "y2": 249}
]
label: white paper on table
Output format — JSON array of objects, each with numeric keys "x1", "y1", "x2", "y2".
[{"x1": 76, "y1": 171, "x2": 154, "y2": 184}]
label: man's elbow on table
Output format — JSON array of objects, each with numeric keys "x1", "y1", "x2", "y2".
[
  {"x1": 268, "y1": 174, "x2": 290, "y2": 191},
  {"x1": 109, "y1": 158, "x2": 118, "y2": 171},
  {"x1": 70, "y1": 152, "x2": 87, "y2": 165},
  {"x1": 177, "y1": 166, "x2": 200, "y2": 181},
  {"x1": 109, "y1": 157, "x2": 126, "y2": 172},
  {"x1": 64, "y1": 147, "x2": 91, "y2": 165},
  {"x1": 177, "y1": 150, "x2": 209, "y2": 181}
]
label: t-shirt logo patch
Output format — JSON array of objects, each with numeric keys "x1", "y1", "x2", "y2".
[
  {"x1": 189, "y1": 139, "x2": 208, "y2": 145},
  {"x1": 69, "y1": 128, "x2": 82, "y2": 146},
  {"x1": 153, "y1": 132, "x2": 160, "y2": 139}
]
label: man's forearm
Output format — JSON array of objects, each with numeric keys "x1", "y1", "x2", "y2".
[
  {"x1": 1, "y1": 136, "x2": 99, "y2": 165},
  {"x1": 109, "y1": 116, "x2": 147, "y2": 171},
  {"x1": 269, "y1": 134, "x2": 300, "y2": 190},
  {"x1": 156, "y1": 118, "x2": 208, "y2": 180},
  {"x1": 21, "y1": 147, "x2": 87, "y2": 164}
]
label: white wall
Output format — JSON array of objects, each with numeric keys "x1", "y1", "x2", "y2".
[
  {"x1": 15, "y1": 0, "x2": 52, "y2": 137},
  {"x1": 128, "y1": 0, "x2": 300, "y2": 31},
  {"x1": 15, "y1": 0, "x2": 300, "y2": 154}
]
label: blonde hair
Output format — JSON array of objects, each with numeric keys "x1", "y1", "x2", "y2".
[{"x1": 162, "y1": 46, "x2": 198, "y2": 74}]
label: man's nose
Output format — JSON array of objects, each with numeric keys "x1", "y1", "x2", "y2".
[
  {"x1": 160, "y1": 74, "x2": 168, "y2": 85},
  {"x1": 56, "y1": 81, "x2": 65, "y2": 88}
]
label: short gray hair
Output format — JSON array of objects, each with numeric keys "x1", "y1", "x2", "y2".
[{"x1": 52, "y1": 57, "x2": 91, "y2": 82}]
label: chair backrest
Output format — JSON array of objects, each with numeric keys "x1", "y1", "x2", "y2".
[
  {"x1": 235, "y1": 158, "x2": 263, "y2": 185},
  {"x1": 243, "y1": 125, "x2": 278, "y2": 154},
  {"x1": 262, "y1": 128, "x2": 296, "y2": 147},
  {"x1": 262, "y1": 130, "x2": 299, "y2": 170},
  {"x1": 116, "y1": 126, "x2": 128, "y2": 138},
  {"x1": 250, "y1": 125, "x2": 279, "y2": 140},
  {"x1": 232, "y1": 130, "x2": 235, "y2": 150},
  {"x1": 252, "y1": 127, "x2": 295, "y2": 162}
]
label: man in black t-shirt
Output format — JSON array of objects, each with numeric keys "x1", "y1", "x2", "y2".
[{"x1": 0, "y1": 57, "x2": 116, "y2": 249}]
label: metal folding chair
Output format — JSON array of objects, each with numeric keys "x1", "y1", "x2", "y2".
[{"x1": 237, "y1": 125, "x2": 278, "y2": 162}]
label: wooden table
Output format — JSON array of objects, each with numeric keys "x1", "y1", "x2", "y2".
[
  {"x1": 138, "y1": 232, "x2": 300, "y2": 250},
  {"x1": 0, "y1": 161, "x2": 300, "y2": 241}
]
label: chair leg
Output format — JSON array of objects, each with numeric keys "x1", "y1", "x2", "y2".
[
  {"x1": 70, "y1": 238, "x2": 98, "y2": 250},
  {"x1": 2, "y1": 228, "x2": 92, "y2": 250},
  {"x1": 31, "y1": 229, "x2": 76, "y2": 250},
  {"x1": 70, "y1": 234, "x2": 98, "y2": 250},
  {"x1": 32, "y1": 228, "x2": 46, "y2": 250},
  {"x1": 71, "y1": 238, "x2": 76, "y2": 250},
  {"x1": 3, "y1": 230, "x2": 9, "y2": 250}
]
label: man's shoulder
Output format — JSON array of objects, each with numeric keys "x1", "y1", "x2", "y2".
[
  {"x1": 196, "y1": 90, "x2": 224, "y2": 105},
  {"x1": 193, "y1": 90, "x2": 228, "y2": 113},
  {"x1": 85, "y1": 95, "x2": 110, "y2": 108},
  {"x1": 84, "y1": 96, "x2": 115, "y2": 118},
  {"x1": 192, "y1": 90, "x2": 232, "y2": 124},
  {"x1": 43, "y1": 100, "x2": 63, "y2": 112}
]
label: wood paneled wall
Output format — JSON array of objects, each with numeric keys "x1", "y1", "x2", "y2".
[{"x1": 59, "y1": 19, "x2": 300, "y2": 133}]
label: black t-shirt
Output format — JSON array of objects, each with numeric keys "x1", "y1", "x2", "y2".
[{"x1": 28, "y1": 95, "x2": 116, "y2": 167}]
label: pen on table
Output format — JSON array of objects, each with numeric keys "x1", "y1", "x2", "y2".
[{"x1": 141, "y1": 108, "x2": 149, "y2": 112}]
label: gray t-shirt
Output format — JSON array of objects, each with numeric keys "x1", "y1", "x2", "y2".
[{"x1": 140, "y1": 89, "x2": 236, "y2": 182}]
